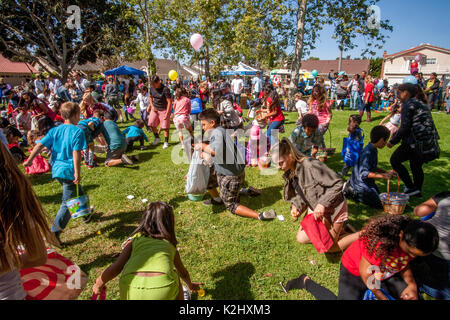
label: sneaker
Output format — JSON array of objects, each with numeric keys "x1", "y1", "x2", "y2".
[
  {"x1": 258, "y1": 209, "x2": 276, "y2": 221},
  {"x1": 183, "y1": 286, "x2": 191, "y2": 300},
  {"x1": 152, "y1": 137, "x2": 161, "y2": 146},
  {"x1": 52, "y1": 231, "x2": 63, "y2": 249},
  {"x1": 203, "y1": 198, "x2": 224, "y2": 206},
  {"x1": 404, "y1": 188, "x2": 422, "y2": 198},
  {"x1": 140, "y1": 146, "x2": 147, "y2": 150},
  {"x1": 82, "y1": 213, "x2": 92, "y2": 223},
  {"x1": 163, "y1": 142, "x2": 169, "y2": 149},
  {"x1": 240, "y1": 187, "x2": 261, "y2": 197},
  {"x1": 121, "y1": 154, "x2": 134, "y2": 165},
  {"x1": 88, "y1": 162, "x2": 99, "y2": 169}
]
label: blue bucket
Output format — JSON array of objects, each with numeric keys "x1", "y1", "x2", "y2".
[{"x1": 66, "y1": 185, "x2": 90, "y2": 219}]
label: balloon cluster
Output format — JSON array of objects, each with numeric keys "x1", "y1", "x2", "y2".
[{"x1": 410, "y1": 54, "x2": 422, "y2": 75}]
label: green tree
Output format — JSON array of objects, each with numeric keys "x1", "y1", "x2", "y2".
[
  {"x1": 326, "y1": 0, "x2": 393, "y2": 71},
  {"x1": 0, "y1": 0, "x2": 131, "y2": 82},
  {"x1": 370, "y1": 57, "x2": 383, "y2": 78}
]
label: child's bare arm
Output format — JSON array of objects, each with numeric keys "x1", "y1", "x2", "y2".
[
  {"x1": 379, "y1": 114, "x2": 390, "y2": 125},
  {"x1": 72, "y1": 150, "x2": 82, "y2": 184},
  {"x1": 92, "y1": 240, "x2": 132, "y2": 294},
  {"x1": 174, "y1": 250, "x2": 201, "y2": 291},
  {"x1": 24, "y1": 143, "x2": 45, "y2": 167}
]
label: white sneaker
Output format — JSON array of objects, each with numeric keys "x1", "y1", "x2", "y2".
[
  {"x1": 152, "y1": 137, "x2": 161, "y2": 146},
  {"x1": 163, "y1": 142, "x2": 169, "y2": 149}
]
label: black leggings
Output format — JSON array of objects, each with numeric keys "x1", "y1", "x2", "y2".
[
  {"x1": 390, "y1": 143, "x2": 424, "y2": 191},
  {"x1": 126, "y1": 135, "x2": 145, "y2": 152},
  {"x1": 304, "y1": 264, "x2": 408, "y2": 300}
]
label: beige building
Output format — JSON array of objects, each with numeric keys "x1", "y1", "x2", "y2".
[{"x1": 381, "y1": 44, "x2": 450, "y2": 85}]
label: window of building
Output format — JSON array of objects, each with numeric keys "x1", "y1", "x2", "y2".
[{"x1": 425, "y1": 58, "x2": 437, "y2": 65}]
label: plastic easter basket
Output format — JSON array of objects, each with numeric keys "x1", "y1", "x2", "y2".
[
  {"x1": 379, "y1": 177, "x2": 409, "y2": 215},
  {"x1": 187, "y1": 194, "x2": 205, "y2": 202},
  {"x1": 66, "y1": 185, "x2": 91, "y2": 219}
]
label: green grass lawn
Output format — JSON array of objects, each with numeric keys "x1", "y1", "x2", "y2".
[{"x1": 29, "y1": 107, "x2": 450, "y2": 300}]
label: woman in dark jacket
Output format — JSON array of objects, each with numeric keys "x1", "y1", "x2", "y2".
[
  {"x1": 387, "y1": 83, "x2": 440, "y2": 198},
  {"x1": 272, "y1": 138, "x2": 360, "y2": 253}
]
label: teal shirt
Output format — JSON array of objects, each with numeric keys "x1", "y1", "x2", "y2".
[
  {"x1": 103, "y1": 120, "x2": 126, "y2": 151},
  {"x1": 122, "y1": 125, "x2": 149, "y2": 142}
]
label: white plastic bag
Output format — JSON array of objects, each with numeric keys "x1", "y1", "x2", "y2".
[{"x1": 185, "y1": 150, "x2": 210, "y2": 195}]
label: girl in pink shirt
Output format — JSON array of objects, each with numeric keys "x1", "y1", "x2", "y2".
[
  {"x1": 173, "y1": 88, "x2": 193, "y2": 148},
  {"x1": 308, "y1": 85, "x2": 332, "y2": 135}
]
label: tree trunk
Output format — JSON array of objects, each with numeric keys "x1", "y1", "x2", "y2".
[
  {"x1": 338, "y1": 36, "x2": 343, "y2": 73},
  {"x1": 288, "y1": 0, "x2": 308, "y2": 111},
  {"x1": 204, "y1": 44, "x2": 210, "y2": 79}
]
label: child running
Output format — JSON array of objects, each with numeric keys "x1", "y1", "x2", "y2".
[
  {"x1": 92, "y1": 201, "x2": 202, "y2": 300},
  {"x1": 24, "y1": 102, "x2": 89, "y2": 247}
]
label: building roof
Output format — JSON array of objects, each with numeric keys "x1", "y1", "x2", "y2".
[
  {"x1": 300, "y1": 59, "x2": 371, "y2": 75},
  {"x1": 384, "y1": 44, "x2": 450, "y2": 59},
  {"x1": 0, "y1": 54, "x2": 37, "y2": 74}
]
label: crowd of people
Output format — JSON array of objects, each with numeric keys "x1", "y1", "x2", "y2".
[{"x1": 0, "y1": 66, "x2": 448, "y2": 301}]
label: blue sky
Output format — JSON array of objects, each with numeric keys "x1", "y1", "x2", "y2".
[{"x1": 305, "y1": 0, "x2": 450, "y2": 60}]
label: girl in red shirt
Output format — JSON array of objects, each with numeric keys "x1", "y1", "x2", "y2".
[
  {"x1": 282, "y1": 215, "x2": 439, "y2": 300},
  {"x1": 259, "y1": 85, "x2": 285, "y2": 148},
  {"x1": 361, "y1": 75, "x2": 375, "y2": 122}
]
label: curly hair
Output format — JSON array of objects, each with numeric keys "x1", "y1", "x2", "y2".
[
  {"x1": 360, "y1": 215, "x2": 412, "y2": 261},
  {"x1": 308, "y1": 84, "x2": 327, "y2": 111}
]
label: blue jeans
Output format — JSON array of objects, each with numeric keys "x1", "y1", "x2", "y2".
[
  {"x1": 350, "y1": 91, "x2": 360, "y2": 110},
  {"x1": 267, "y1": 119, "x2": 285, "y2": 147},
  {"x1": 51, "y1": 179, "x2": 84, "y2": 232},
  {"x1": 234, "y1": 93, "x2": 241, "y2": 106}
]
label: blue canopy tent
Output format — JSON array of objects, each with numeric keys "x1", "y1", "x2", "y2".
[{"x1": 104, "y1": 65, "x2": 146, "y2": 77}]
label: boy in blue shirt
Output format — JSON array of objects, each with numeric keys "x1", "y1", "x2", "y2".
[
  {"x1": 123, "y1": 119, "x2": 149, "y2": 152},
  {"x1": 77, "y1": 109, "x2": 104, "y2": 169},
  {"x1": 25, "y1": 102, "x2": 88, "y2": 247},
  {"x1": 344, "y1": 125, "x2": 395, "y2": 209}
]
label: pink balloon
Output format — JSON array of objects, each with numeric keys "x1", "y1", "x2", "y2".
[
  {"x1": 415, "y1": 54, "x2": 422, "y2": 62},
  {"x1": 190, "y1": 33, "x2": 203, "y2": 51}
]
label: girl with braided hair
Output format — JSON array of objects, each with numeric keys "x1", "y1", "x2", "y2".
[{"x1": 282, "y1": 214, "x2": 439, "y2": 300}]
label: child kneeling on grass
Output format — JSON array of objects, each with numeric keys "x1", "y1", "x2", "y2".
[
  {"x1": 24, "y1": 102, "x2": 88, "y2": 247},
  {"x1": 345, "y1": 125, "x2": 395, "y2": 209},
  {"x1": 123, "y1": 119, "x2": 149, "y2": 152},
  {"x1": 102, "y1": 111, "x2": 134, "y2": 167},
  {"x1": 283, "y1": 215, "x2": 439, "y2": 300},
  {"x1": 196, "y1": 109, "x2": 276, "y2": 221},
  {"x1": 92, "y1": 201, "x2": 202, "y2": 300},
  {"x1": 289, "y1": 114, "x2": 325, "y2": 158}
]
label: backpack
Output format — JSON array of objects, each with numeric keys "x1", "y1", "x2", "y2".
[{"x1": 409, "y1": 100, "x2": 440, "y2": 163}]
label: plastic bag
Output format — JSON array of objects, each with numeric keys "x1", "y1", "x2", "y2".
[
  {"x1": 341, "y1": 134, "x2": 364, "y2": 167},
  {"x1": 300, "y1": 214, "x2": 334, "y2": 253},
  {"x1": 185, "y1": 150, "x2": 210, "y2": 195}
]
